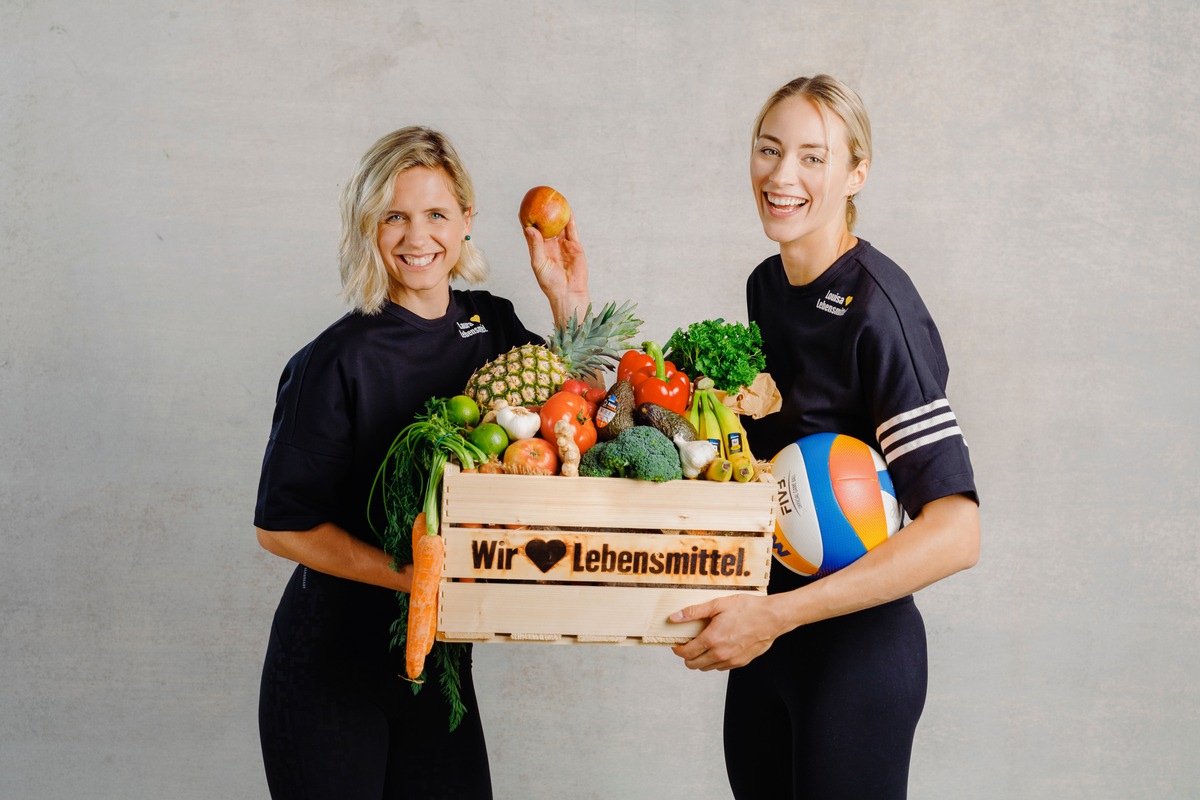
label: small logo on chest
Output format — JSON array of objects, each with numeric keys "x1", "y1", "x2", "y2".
[
  {"x1": 457, "y1": 314, "x2": 490, "y2": 339},
  {"x1": 815, "y1": 290, "x2": 853, "y2": 317}
]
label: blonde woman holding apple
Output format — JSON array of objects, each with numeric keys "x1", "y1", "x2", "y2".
[
  {"x1": 253, "y1": 126, "x2": 588, "y2": 799},
  {"x1": 669, "y1": 75, "x2": 981, "y2": 799}
]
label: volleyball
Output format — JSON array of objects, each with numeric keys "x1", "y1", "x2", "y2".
[{"x1": 769, "y1": 433, "x2": 904, "y2": 577}]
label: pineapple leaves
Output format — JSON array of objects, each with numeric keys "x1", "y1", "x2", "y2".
[{"x1": 462, "y1": 300, "x2": 642, "y2": 407}]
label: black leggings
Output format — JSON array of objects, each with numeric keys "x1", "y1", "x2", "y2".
[
  {"x1": 723, "y1": 596, "x2": 928, "y2": 800},
  {"x1": 258, "y1": 567, "x2": 492, "y2": 799}
]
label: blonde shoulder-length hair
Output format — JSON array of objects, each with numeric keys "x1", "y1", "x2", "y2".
[
  {"x1": 338, "y1": 126, "x2": 489, "y2": 315},
  {"x1": 752, "y1": 74, "x2": 873, "y2": 231}
]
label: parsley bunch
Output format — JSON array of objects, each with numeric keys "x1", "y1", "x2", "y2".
[{"x1": 664, "y1": 319, "x2": 766, "y2": 392}]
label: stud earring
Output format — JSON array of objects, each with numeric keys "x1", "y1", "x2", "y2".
[{"x1": 465, "y1": 234, "x2": 471, "y2": 241}]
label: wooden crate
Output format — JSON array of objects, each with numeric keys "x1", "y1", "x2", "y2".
[{"x1": 437, "y1": 463, "x2": 776, "y2": 645}]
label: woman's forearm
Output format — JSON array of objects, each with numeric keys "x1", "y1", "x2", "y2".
[
  {"x1": 549, "y1": 290, "x2": 591, "y2": 328},
  {"x1": 771, "y1": 493, "x2": 980, "y2": 632},
  {"x1": 256, "y1": 522, "x2": 412, "y2": 593}
]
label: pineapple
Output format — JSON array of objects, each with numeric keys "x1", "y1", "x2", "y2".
[{"x1": 463, "y1": 301, "x2": 642, "y2": 409}]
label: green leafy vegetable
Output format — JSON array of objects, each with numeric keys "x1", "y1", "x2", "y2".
[
  {"x1": 578, "y1": 440, "x2": 612, "y2": 477},
  {"x1": 663, "y1": 319, "x2": 766, "y2": 392},
  {"x1": 599, "y1": 425, "x2": 682, "y2": 482},
  {"x1": 368, "y1": 395, "x2": 484, "y2": 731}
]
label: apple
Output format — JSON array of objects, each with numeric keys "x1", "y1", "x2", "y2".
[
  {"x1": 503, "y1": 438, "x2": 561, "y2": 475},
  {"x1": 519, "y1": 186, "x2": 571, "y2": 239}
]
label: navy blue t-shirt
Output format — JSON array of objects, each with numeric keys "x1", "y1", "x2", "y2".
[
  {"x1": 743, "y1": 240, "x2": 977, "y2": 589},
  {"x1": 254, "y1": 289, "x2": 540, "y2": 543}
]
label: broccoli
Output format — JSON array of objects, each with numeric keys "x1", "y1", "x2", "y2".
[
  {"x1": 579, "y1": 440, "x2": 613, "y2": 477},
  {"x1": 599, "y1": 425, "x2": 682, "y2": 482}
]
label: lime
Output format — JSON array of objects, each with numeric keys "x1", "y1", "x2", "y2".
[
  {"x1": 470, "y1": 422, "x2": 509, "y2": 458},
  {"x1": 446, "y1": 395, "x2": 481, "y2": 428}
]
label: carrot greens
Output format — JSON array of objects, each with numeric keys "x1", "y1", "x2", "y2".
[{"x1": 369, "y1": 396, "x2": 485, "y2": 731}]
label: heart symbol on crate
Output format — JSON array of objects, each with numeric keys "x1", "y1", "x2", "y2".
[{"x1": 523, "y1": 538, "x2": 567, "y2": 573}]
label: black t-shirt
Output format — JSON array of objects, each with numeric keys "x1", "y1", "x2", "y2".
[
  {"x1": 254, "y1": 290, "x2": 540, "y2": 542},
  {"x1": 744, "y1": 240, "x2": 977, "y2": 589}
]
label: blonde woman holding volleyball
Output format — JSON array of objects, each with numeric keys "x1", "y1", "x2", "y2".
[{"x1": 670, "y1": 75, "x2": 981, "y2": 799}]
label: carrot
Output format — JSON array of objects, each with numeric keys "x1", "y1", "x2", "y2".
[{"x1": 405, "y1": 512, "x2": 445, "y2": 681}]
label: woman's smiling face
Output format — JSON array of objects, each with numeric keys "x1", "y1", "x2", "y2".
[
  {"x1": 376, "y1": 166, "x2": 471, "y2": 312},
  {"x1": 751, "y1": 95, "x2": 867, "y2": 246}
]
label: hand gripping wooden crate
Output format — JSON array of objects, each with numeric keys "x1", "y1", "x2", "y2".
[{"x1": 437, "y1": 464, "x2": 776, "y2": 645}]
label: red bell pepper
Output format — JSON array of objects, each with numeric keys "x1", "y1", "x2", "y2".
[{"x1": 617, "y1": 341, "x2": 691, "y2": 415}]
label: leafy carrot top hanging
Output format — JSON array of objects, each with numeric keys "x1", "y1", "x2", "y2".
[{"x1": 369, "y1": 396, "x2": 489, "y2": 732}]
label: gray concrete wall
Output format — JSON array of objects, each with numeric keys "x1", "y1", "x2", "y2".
[{"x1": 3, "y1": 1, "x2": 1197, "y2": 797}]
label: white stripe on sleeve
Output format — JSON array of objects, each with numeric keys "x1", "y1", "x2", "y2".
[
  {"x1": 876, "y1": 398, "x2": 951, "y2": 441},
  {"x1": 879, "y1": 411, "x2": 958, "y2": 451},
  {"x1": 883, "y1": 426, "x2": 964, "y2": 464}
]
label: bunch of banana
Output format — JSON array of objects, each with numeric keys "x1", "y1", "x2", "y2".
[
  {"x1": 686, "y1": 391, "x2": 729, "y2": 480},
  {"x1": 686, "y1": 377, "x2": 757, "y2": 482}
]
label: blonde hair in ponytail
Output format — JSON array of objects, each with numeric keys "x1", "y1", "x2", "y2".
[{"x1": 752, "y1": 75, "x2": 872, "y2": 231}]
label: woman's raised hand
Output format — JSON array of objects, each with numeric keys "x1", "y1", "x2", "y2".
[{"x1": 524, "y1": 215, "x2": 590, "y2": 327}]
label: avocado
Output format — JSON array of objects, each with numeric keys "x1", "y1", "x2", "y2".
[
  {"x1": 634, "y1": 402, "x2": 697, "y2": 442},
  {"x1": 595, "y1": 380, "x2": 635, "y2": 442}
]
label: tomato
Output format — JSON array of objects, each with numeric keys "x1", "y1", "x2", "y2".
[
  {"x1": 445, "y1": 395, "x2": 481, "y2": 428},
  {"x1": 503, "y1": 438, "x2": 560, "y2": 474},
  {"x1": 469, "y1": 422, "x2": 509, "y2": 458},
  {"x1": 584, "y1": 386, "x2": 608, "y2": 404},
  {"x1": 560, "y1": 379, "x2": 590, "y2": 397},
  {"x1": 539, "y1": 390, "x2": 598, "y2": 454}
]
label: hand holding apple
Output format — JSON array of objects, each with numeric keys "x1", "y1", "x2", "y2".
[{"x1": 521, "y1": 188, "x2": 590, "y2": 329}]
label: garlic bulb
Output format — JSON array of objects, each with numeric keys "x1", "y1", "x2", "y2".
[
  {"x1": 674, "y1": 435, "x2": 718, "y2": 479},
  {"x1": 495, "y1": 405, "x2": 541, "y2": 441}
]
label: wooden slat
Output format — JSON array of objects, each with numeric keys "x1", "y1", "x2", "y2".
[
  {"x1": 437, "y1": 582, "x2": 762, "y2": 642},
  {"x1": 441, "y1": 468, "x2": 776, "y2": 533},
  {"x1": 438, "y1": 632, "x2": 672, "y2": 646},
  {"x1": 441, "y1": 526, "x2": 771, "y2": 587}
]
